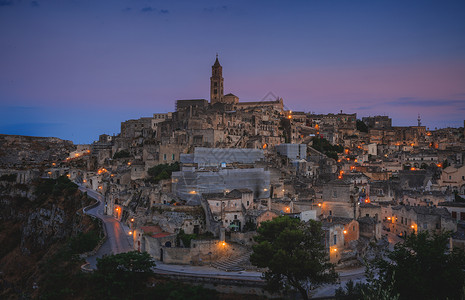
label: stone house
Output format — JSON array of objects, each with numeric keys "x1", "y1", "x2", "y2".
[
  {"x1": 359, "y1": 203, "x2": 381, "y2": 220},
  {"x1": 440, "y1": 165, "x2": 465, "y2": 193},
  {"x1": 321, "y1": 180, "x2": 359, "y2": 219},
  {"x1": 322, "y1": 217, "x2": 359, "y2": 247},
  {"x1": 205, "y1": 189, "x2": 254, "y2": 231},
  {"x1": 402, "y1": 191, "x2": 452, "y2": 207},
  {"x1": 387, "y1": 205, "x2": 456, "y2": 237},
  {"x1": 321, "y1": 219, "x2": 345, "y2": 264},
  {"x1": 438, "y1": 202, "x2": 465, "y2": 221},
  {"x1": 255, "y1": 209, "x2": 280, "y2": 226},
  {"x1": 358, "y1": 216, "x2": 382, "y2": 240},
  {"x1": 133, "y1": 225, "x2": 175, "y2": 259}
]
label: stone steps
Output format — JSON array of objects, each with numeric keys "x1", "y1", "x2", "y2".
[{"x1": 211, "y1": 251, "x2": 252, "y2": 272}]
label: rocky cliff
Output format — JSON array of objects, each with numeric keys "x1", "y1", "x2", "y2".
[
  {"x1": 0, "y1": 134, "x2": 75, "y2": 168},
  {"x1": 0, "y1": 176, "x2": 95, "y2": 299}
]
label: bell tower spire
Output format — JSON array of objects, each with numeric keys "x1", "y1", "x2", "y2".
[{"x1": 210, "y1": 54, "x2": 224, "y2": 104}]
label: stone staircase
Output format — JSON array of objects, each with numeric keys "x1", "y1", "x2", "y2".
[{"x1": 211, "y1": 250, "x2": 252, "y2": 272}]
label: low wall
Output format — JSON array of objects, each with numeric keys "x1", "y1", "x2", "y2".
[{"x1": 230, "y1": 231, "x2": 256, "y2": 245}]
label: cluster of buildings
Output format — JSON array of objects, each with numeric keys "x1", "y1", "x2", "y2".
[{"x1": 52, "y1": 57, "x2": 465, "y2": 267}]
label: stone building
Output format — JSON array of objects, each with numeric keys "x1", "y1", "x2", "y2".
[
  {"x1": 321, "y1": 220, "x2": 345, "y2": 264},
  {"x1": 387, "y1": 205, "x2": 456, "y2": 237},
  {"x1": 321, "y1": 180, "x2": 359, "y2": 219},
  {"x1": 440, "y1": 165, "x2": 465, "y2": 193},
  {"x1": 362, "y1": 115, "x2": 392, "y2": 129}
]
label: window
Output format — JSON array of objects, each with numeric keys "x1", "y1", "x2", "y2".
[
  {"x1": 366, "y1": 214, "x2": 369, "y2": 217},
  {"x1": 247, "y1": 201, "x2": 249, "y2": 206},
  {"x1": 172, "y1": 154, "x2": 175, "y2": 160},
  {"x1": 234, "y1": 215, "x2": 237, "y2": 219},
  {"x1": 333, "y1": 191, "x2": 337, "y2": 198},
  {"x1": 423, "y1": 223, "x2": 427, "y2": 229},
  {"x1": 436, "y1": 223, "x2": 440, "y2": 229},
  {"x1": 163, "y1": 154, "x2": 167, "y2": 160},
  {"x1": 353, "y1": 226, "x2": 355, "y2": 231},
  {"x1": 214, "y1": 89, "x2": 217, "y2": 94},
  {"x1": 333, "y1": 234, "x2": 337, "y2": 245},
  {"x1": 214, "y1": 82, "x2": 217, "y2": 87},
  {"x1": 329, "y1": 210, "x2": 332, "y2": 216}
]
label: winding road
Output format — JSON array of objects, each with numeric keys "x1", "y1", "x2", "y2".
[
  {"x1": 79, "y1": 186, "x2": 133, "y2": 268},
  {"x1": 78, "y1": 185, "x2": 366, "y2": 297}
]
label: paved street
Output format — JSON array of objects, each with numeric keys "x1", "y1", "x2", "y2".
[
  {"x1": 77, "y1": 185, "x2": 366, "y2": 297},
  {"x1": 79, "y1": 186, "x2": 133, "y2": 268}
]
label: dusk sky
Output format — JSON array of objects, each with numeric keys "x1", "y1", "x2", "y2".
[{"x1": 1, "y1": 0, "x2": 464, "y2": 144}]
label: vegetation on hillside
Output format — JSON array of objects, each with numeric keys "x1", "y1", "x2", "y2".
[
  {"x1": 147, "y1": 162, "x2": 180, "y2": 183},
  {"x1": 34, "y1": 175, "x2": 78, "y2": 199},
  {"x1": 310, "y1": 137, "x2": 344, "y2": 160}
]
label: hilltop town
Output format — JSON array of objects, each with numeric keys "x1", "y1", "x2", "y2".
[{"x1": 1, "y1": 57, "x2": 465, "y2": 297}]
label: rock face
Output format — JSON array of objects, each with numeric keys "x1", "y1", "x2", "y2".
[
  {"x1": 0, "y1": 179, "x2": 88, "y2": 254},
  {"x1": 21, "y1": 205, "x2": 67, "y2": 254},
  {"x1": 0, "y1": 134, "x2": 75, "y2": 167}
]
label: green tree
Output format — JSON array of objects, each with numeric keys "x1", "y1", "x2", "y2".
[
  {"x1": 94, "y1": 251, "x2": 156, "y2": 299},
  {"x1": 375, "y1": 231, "x2": 465, "y2": 300},
  {"x1": 148, "y1": 162, "x2": 180, "y2": 183},
  {"x1": 250, "y1": 217, "x2": 338, "y2": 300}
]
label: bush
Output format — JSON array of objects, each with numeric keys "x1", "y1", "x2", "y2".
[
  {"x1": 69, "y1": 231, "x2": 101, "y2": 254},
  {"x1": 176, "y1": 229, "x2": 197, "y2": 248},
  {"x1": 35, "y1": 176, "x2": 78, "y2": 198},
  {"x1": 148, "y1": 162, "x2": 180, "y2": 183}
]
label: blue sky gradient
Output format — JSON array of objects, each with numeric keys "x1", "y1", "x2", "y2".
[{"x1": 1, "y1": 0, "x2": 464, "y2": 143}]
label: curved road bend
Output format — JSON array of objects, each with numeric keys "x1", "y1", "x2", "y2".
[
  {"x1": 79, "y1": 186, "x2": 133, "y2": 269},
  {"x1": 78, "y1": 185, "x2": 366, "y2": 296}
]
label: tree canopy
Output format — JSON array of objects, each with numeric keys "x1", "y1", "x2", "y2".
[
  {"x1": 250, "y1": 217, "x2": 338, "y2": 300},
  {"x1": 94, "y1": 251, "x2": 156, "y2": 299},
  {"x1": 310, "y1": 137, "x2": 343, "y2": 160},
  {"x1": 147, "y1": 162, "x2": 180, "y2": 183},
  {"x1": 374, "y1": 231, "x2": 465, "y2": 300}
]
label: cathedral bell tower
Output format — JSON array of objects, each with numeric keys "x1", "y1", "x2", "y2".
[{"x1": 210, "y1": 54, "x2": 224, "y2": 104}]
